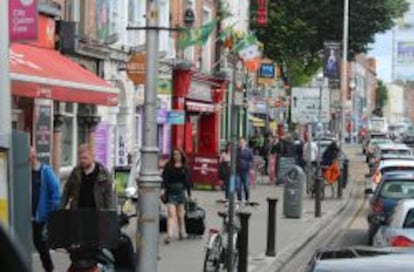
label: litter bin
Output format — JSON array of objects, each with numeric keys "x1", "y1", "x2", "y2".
[{"x1": 283, "y1": 166, "x2": 306, "y2": 218}]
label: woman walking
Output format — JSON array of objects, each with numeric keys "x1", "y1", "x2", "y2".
[{"x1": 161, "y1": 148, "x2": 192, "y2": 244}]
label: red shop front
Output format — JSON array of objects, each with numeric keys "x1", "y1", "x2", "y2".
[{"x1": 172, "y1": 67, "x2": 227, "y2": 189}]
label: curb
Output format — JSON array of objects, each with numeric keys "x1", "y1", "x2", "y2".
[{"x1": 250, "y1": 179, "x2": 356, "y2": 272}]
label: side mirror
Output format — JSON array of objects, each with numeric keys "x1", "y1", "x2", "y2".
[{"x1": 365, "y1": 188, "x2": 373, "y2": 195}]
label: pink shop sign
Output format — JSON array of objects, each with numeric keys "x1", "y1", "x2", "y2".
[{"x1": 9, "y1": 0, "x2": 38, "y2": 41}]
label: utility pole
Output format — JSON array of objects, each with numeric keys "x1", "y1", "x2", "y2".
[
  {"x1": 340, "y1": 0, "x2": 349, "y2": 148},
  {"x1": 136, "y1": 1, "x2": 162, "y2": 271},
  {"x1": 315, "y1": 85, "x2": 322, "y2": 217}
]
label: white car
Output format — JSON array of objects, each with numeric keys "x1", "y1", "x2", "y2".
[
  {"x1": 373, "y1": 199, "x2": 414, "y2": 247},
  {"x1": 371, "y1": 160, "x2": 414, "y2": 191}
]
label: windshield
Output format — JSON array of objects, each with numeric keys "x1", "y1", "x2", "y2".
[
  {"x1": 372, "y1": 139, "x2": 392, "y2": 145},
  {"x1": 379, "y1": 180, "x2": 414, "y2": 199},
  {"x1": 381, "y1": 149, "x2": 412, "y2": 156},
  {"x1": 381, "y1": 167, "x2": 414, "y2": 174}
]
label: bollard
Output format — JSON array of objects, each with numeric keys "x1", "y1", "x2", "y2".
[
  {"x1": 266, "y1": 198, "x2": 278, "y2": 257},
  {"x1": 337, "y1": 166, "x2": 343, "y2": 199},
  {"x1": 315, "y1": 174, "x2": 322, "y2": 218},
  {"x1": 237, "y1": 211, "x2": 251, "y2": 272}
]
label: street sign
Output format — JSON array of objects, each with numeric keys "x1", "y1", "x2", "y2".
[
  {"x1": 126, "y1": 53, "x2": 146, "y2": 85},
  {"x1": 291, "y1": 87, "x2": 330, "y2": 124},
  {"x1": 235, "y1": 60, "x2": 244, "y2": 91}
]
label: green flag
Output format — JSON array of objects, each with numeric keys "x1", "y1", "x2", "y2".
[
  {"x1": 217, "y1": 23, "x2": 236, "y2": 42},
  {"x1": 178, "y1": 19, "x2": 218, "y2": 50}
]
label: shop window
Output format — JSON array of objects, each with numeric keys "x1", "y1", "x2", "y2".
[{"x1": 57, "y1": 102, "x2": 77, "y2": 167}]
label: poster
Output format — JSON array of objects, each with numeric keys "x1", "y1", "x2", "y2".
[
  {"x1": 95, "y1": 122, "x2": 110, "y2": 169},
  {"x1": 0, "y1": 151, "x2": 8, "y2": 227},
  {"x1": 323, "y1": 42, "x2": 341, "y2": 80},
  {"x1": 33, "y1": 99, "x2": 52, "y2": 164},
  {"x1": 116, "y1": 124, "x2": 128, "y2": 167}
]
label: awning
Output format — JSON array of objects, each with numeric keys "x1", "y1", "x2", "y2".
[
  {"x1": 186, "y1": 101, "x2": 216, "y2": 113},
  {"x1": 10, "y1": 44, "x2": 118, "y2": 106},
  {"x1": 248, "y1": 115, "x2": 265, "y2": 127}
]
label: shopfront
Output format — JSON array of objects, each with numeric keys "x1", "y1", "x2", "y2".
[{"x1": 171, "y1": 68, "x2": 227, "y2": 189}]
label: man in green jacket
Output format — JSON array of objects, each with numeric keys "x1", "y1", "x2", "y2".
[{"x1": 61, "y1": 144, "x2": 114, "y2": 210}]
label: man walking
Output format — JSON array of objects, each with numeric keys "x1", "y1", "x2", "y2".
[
  {"x1": 61, "y1": 144, "x2": 114, "y2": 210},
  {"x1": 236, "y1": 137, "x2": 254, "y2": 203},
  {"x1": 30, "y1": 147, "x2": 61, "y2": 272}
]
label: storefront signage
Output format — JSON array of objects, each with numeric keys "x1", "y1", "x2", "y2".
[
  {"x1": 127, "y1": 53, "x2": 146, "y2": 85},
  {"x1": 95, "y1": 122, "x2": 110, "y2": 170},
  {"x1": 116, "y1": 124, "x2": 128, "y2": 167},
  {"x1": 258, "y1": 60, "x2": 276, "y2": 85},
  {"x1": 33, "y1": 99, "x2": 52, "y2": 164},
  {"x1": 158, "y1": 79, "x2": 172, "y2": 95},
  {"x1": 187, "y1": 81, "x2": 212, "y2": 102},
  {"x1": 167, "y1": 110, "x2": 185, "y2": 125},
  {"x1": 9, "y1": 0, "x2": 38, "y2": 41}
]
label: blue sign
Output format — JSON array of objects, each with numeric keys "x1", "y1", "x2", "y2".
[
  {"x1": 167, "y1": 110, "x2": 185, "y2": 124},
  {"x1": 259, "y1": 63, "x2": 275, "y2": 78}
]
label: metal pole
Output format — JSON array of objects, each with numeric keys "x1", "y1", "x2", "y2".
[
  {"x1": 227, "y1": 57, "x2": 240, "y2": 272},
  {"x1": 136, "y1": 1, "x2": 162, "y2": 271},
  {"x1": 237, "y1": 211, "x2": 251, "y2": 272},
  {"x1": 0, "y1": 0, "x2": 14, "y2": 231},
  {"x1": 340, "y1": 0, "x2": 349, "y2": 148},
  {"x1": 306, "y1": 124, "x2": 312, "y2": 195},
  {"x1": 265, "y1": 198, "x2": 278, "y2": 257},
  {"x1": 315, "y1": 86, "x2": 322, "y2": 217}
]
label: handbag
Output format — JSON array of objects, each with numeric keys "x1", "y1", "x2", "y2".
[{"x1": 218, "y1": 161, "x2": 230, "y2": 180}]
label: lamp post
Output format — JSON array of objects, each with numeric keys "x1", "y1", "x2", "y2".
[{"x1": 340, "y1": 0, "x2": 349, "y2": 148}]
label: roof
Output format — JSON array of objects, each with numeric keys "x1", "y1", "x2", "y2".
[{"x1": 378, "y1": 143, "x2": 411, "y2": 150}]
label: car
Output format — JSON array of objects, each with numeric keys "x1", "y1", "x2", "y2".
[
  {"x1": 305, "y1": 246, "x2": 414, "y2": 272},
  {"x1": 366, "y1": 171, "x2": 414, "y2": 244},
  {"x1": 363, "y1": 132, "x2": 389, "y2": 155},
  {"x1": 370, "y1": 144, "x2": 413, "y2": 171},
  {"x1": 372, "y1": 154, "x2": 414, "y2": 174},
  {"x1": 366, "y1": 138, "x2": 393, "y2": 164},
  {"x1": 370, "y1": 160, "x2": 414, "y2": 191},
  {"x1": 374, "y1": 199, "x2": 414, "y2": 248}
]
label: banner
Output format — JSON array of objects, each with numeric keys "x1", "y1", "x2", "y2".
[
  {"x1": 9, "y1": 0, "x2": 38, "y2": 41},
  {"x1": 397, "y1": 41, "x2": 414, "y2": 64},
  {"x1": 323, "y1": 42, "x2": 341, "y2": 80},
  {"x1": 33, "y1": 99, "x2": 52, "y2": 164},
  {"x1": 178, "y1": 19, "x2": 218, "y2": 49}
]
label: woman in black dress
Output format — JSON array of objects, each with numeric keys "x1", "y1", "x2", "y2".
[{"x1": 161, "y1": 148, "x2": 192, "y2": 244}]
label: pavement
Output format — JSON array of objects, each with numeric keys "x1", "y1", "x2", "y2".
[{"x1": 33, "y1": 144, "x2": 363, "y2": 272}]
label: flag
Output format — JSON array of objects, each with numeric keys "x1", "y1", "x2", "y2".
[
  {"x1": 178, "y1": 19, "x2": 218, "y2": 50},
  {"x1": 235, "y1": 35, "x2": 262, "y2": 61},
  {"x1": 217, "y1": 23, "x2": 236, "y2": 42}
]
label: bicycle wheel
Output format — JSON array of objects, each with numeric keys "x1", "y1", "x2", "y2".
[{"x1": 203, "y1": 235, "x2": 223, "y2": 272}]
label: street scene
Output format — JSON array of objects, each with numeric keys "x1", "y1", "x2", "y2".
[{"x1": 2, "y1": 0, "x2": 414, "y2": 272}]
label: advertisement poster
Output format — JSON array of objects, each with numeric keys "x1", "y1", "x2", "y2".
[
  {"x1": 33, "y1": 99, "x2": 52, "y2": 164},
  {"x1": 323, "y1": 42, "x2": 341, "y2": 80},
  {"x1": 0, "y1": 151, "x2": 8, "y2": 227},
  {"x1": 397, "y1": 41, "x2": 414, "y2": 64},
  {"x1": 167, "y1": 110, "x2": 185, "y2": 125},
  {"x1": 116, "y1": 125, "x2": 128, "y2": 167},
  {"x1": 95, "y1": 122, "x2": 110, "y2": 169},
  {"x1": 9, "y1": 0, "x2": 38, "y2": 41}
]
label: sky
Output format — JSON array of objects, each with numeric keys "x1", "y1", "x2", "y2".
[{"x1": 368, "y1": 31, "x2": 393, "y2": 83}]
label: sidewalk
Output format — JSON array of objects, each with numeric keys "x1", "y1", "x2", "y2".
[{"x1": 33, "y1": 145, "x2": 364, "y2": 272}]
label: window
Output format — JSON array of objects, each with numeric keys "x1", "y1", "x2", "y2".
[
  {"x1": 201, "y1": 7, "x2": 212, "y2": 71},
  {"x1": 379, "y1": 180, "x2": 414, "y2": 199},
  {"x1": 57, "y1": 102, "x2": 77, "y2": 167},
  {"x1": 404, "y1": 209, "x2": 414, "y2": 228}
]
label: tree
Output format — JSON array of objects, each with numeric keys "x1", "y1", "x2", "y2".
[
  {"x1": 376, "y1": 79, "x2": 388, "y2": 108},
  {"x1": 251, "y1": 0, "x2": 409, "y2": 86}
]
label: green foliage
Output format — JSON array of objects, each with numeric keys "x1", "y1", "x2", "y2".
[
  {"x1": 251, "y1": 0, "x2": 409, "y2": 86},
  {"x1": 376, "y1": 80, "x2": 388, "y2": 108}
]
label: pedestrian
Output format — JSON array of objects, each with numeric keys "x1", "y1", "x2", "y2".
[
  {"x1": 61, "y1": 144, "x2": 115, "y2": 210},
  {"x1": 161, "y1": 148, "x2": 192, "y2": 244},
  {"x1": 322, "y1": 141, "x2": 340, "y2": 167},
  {"x1": 303, "y1": 139, "x2": 319, "y2": 169},
  {"x1": 30, "y1": 147, "x2": 61, "y2": 272},
  {"x1": 218, "y1": 142, "x2": 231, "y2": 201},
  {"x1": 236, "y1": 137, "x2": 254, "y2": 203}
]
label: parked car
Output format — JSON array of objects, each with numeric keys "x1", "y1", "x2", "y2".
[
  {"x1": 374, "y1": 199, "x2": 414, "y2": 247},
  {"x1": 363, "y1": 132, "x2": 389, "y2": 155},
  {"x1": 371, "y1": 154, "x2": 414, "y2": 176},
  {"x1": 370, "y1": 159, "x2": 414, "y2": 192},
  {"x1": 366, "y1": 138, "x2": 393, "y2": 164},
  {"x1": 366, "y1": 171, "x2": 414, "y2": 244},
  {"x1": 370, "y1": 144, "x2": 413, "y2": 173},
  {"x1": 305, "y1": 246, "x2": 414, "y2": 272}
]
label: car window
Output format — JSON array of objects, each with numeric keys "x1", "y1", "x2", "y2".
[
  {"x1": 380, "y1": 167, "x2": 414, "y2": 174},
  {"x1": 379, "y1": 180, "x2": 414, "y2": 199},
  {"x1": 403, "y1": 209, "x2": 414, "y2": 228},
  {"x1": 381, "y1": 149, "x2": 412, "y2": 155}
]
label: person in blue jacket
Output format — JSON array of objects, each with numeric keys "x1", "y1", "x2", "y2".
[
  {"x1": 30, "y1": 147, "x2": 61, "y2": 272},
  {"x1": 236, "y1": 137, "x2": 254, "y2": 203}
]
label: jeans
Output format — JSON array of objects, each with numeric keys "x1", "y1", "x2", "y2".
[
  {"x1": 236, "y1": 172, "x2": 250, "y2": 202},
  {"x1": 33, "y1": 221, "x2": 54, "y2": 272}
]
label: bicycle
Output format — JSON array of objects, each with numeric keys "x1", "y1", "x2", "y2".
[
  {"x1": 204, "y1": 201, "x2": 259, "y2": 272},
  {"x1": 203, "y1": 210, "x2": 240, "y2": 272}
]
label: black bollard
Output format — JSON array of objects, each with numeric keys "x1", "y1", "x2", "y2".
[
  {"x1": 337, "y1": 166, "x2": 343, "y2": 199},
  {"x1": 237, "y1": 211, "x2": 251, "y2": 272},
  {"x1": 266, "y1": 198, "x2": 278, "y2": 257},
  {"x1": 315, "y1": 174, "x2": 322, "y2": 218}
]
